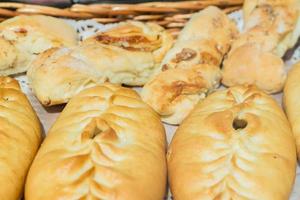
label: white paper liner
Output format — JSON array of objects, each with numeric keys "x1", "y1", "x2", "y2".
[{"x1": 13, "y1": 9, "x2": 300, "y2": 199}]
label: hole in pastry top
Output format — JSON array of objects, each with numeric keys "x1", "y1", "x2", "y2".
[
  {"x1": 232, "y1": 117, "x2": 248, "y2": 130},
  {"x1": 90, "y1": 126, "x2": 103, "y2": 139}
]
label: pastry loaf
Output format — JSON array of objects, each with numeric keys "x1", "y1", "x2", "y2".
[
  {"x1": 168, "y1": 85, "x2": 296, "y2": 200},
  {"x1": 284, "y1": 62, "x2": 300, "y2": 159},
  {"x1": 222, "y1": 0, "x2": 300, "y2": 93},
  {"x1": 0, "y1": 77, "x2": 41, "y2": 200},
  {"x1": 141, "y1": 6, "x2": 237, "y2": 125},
  {"x1": 25, "y1": 84, "x2": 167, "y2": 200},
  {"x1": 27, "y1": 21, "x2": 173, "y2": 106},
  {"x1": 0, "y1": 15, "x2": 78, "y2": 75}
]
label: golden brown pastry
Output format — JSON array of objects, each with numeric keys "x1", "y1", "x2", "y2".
[
  {"x1": 222, "y1": 0, "x2": 300, "y2": 93},
  {"x1": 284, "y1": 62, "x2": 300, "y2": 160},
  {"x1": 141, "y1": 6, "x2": 237, "y2": 125},
  {"x1": 168, "y1": 85, "x2": 297, "y2": 200},
  {"x1": 27, "y1": 21, "x2": 173, "y2": 106},
  {"x1": 0, "y1": 77, "x2": 41, "y2": 200},
  {"x1": 25, "y1": 84, "x2": 167, "y2": 200},
  {"x1": 0, "y1": 15, "x2": 78, "y2": 75}
]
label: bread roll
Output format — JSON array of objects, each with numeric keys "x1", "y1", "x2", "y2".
[
  {"x1": 0, "y1": 15, "x2": 78, "y2": 75},
  {"x1": 142, "y1": 64, "x2": 221, "y2": 124},
  {"x1": 222, "y1": 0, "x2": 300, "y2": 93},
  {"x1": 25, "y1": 84, "x2": 167, "y2": 200},
  {"x1": 0, "y1": 37, "x2": 17, "y2": 71},
  {"x1": 284, "y1": 62, "x2": 300, "y2": 160},
  {"x1": 168, "y1": 85, "x2": 296, "y2": 200},
  {"x1": 0, "y1": 77, "x2": 41, "y2": 200},
  {"x1": 141, "y1": 6, "x2": 237, "y2": 125},
  {"x1": 27, "y1": 21, "x2": 173, "y2": 106}
]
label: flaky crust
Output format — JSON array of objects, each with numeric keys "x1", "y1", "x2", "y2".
[
  {"x1": 222, "y1": 0, "x2": 300, "y2": 93},
  {"x1": 142, "y1": 6, "x2": 237, "y2": 125},
  {"x1": 0, "y1": 37, "x2": 17, "y2": 70},
  {"x1": 142, "y1": 64, "x2": 221, "y2": 124},
  {"x1": 284, "y1": 62, "x2": 300, "y2": 160},
  {"x1": 168, "y1": 85, "x2": 296, "y2": 200},
  {"x1": 27, "y1": 21, "x2": 173, "y2": 106},
  {"x1": 25, "y1": 84, "x2": 167, "y2": 200},
  {"x1": 0, "y1": 77, "x2": 41, "y2": 200},
  {"x1": 82, "y1": 20, "x2": 173, "y2": 66},
  {"x1": 0, "y1": 15, "x2": 78, "y2": 75}
]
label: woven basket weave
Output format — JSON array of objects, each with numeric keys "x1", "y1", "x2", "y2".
[{"x1": 0, "y1": 0, "x2": 242, "y2": 35}]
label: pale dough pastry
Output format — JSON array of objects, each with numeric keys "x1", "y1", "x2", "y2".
[
  {"x1": 222, "y1": 0, "x2": 300, "y2": 93},
  {"x1": 0, "y1": 15, "x2": 78, "y2": 75},
  {"x1": 141, "y1": 6, "x2": 237, "y2": 125},
  {"x1": 27, "y1": 21, "x2": 173, "y2": 106}
]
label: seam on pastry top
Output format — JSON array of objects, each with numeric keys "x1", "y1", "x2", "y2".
[
  {"x1": 55, "y1": 93, "x2": 143, "y2": 126},
  {"x1": 37, "y1": 85, "x2": 160, "y2": 198},
  {"x1": 57, "y1": 142, "x2": 123, "y2": 199},
  {"x1": 173, "y1": 119, "x2": 285, "y2": 198},
  {"x1": 226, "y1": 86, "x2": 265, "y2": 104},
  {"x1": 221, "y1": 86, "x2": 286, "y2": 132},
  {"x1": 223, "y1": 92, "x2": 285, "y2": 132},
  {"x1": 47, "y1": 125, "x2": 123, "y2": 196},
  {"x1": 191, "y1": 133, "x2": 256, "y2": 199},
  {"x1": 81, "y1": 117, "x2": 117, "y2": 142},
  {"x1": 63, "y1": 118, "x2": 121, "y2": 164},
  {"x1": 228, "y1": 92, "x2": 278, "y2": 116}
]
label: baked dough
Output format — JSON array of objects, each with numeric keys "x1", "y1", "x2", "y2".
[
  {"x1": 222, "y1": 0, "x2": 300, "y2": 93},
  {"x1": 284, "y1": 62, "x2": 300, "y2": 160},
  {"x1": 27, "y1": 21, "x2": 173, "y2": 106},
  {"x1": 82, "y1": 20, "x2": 173, "y2": 67},
  {"x1": 168, "y1": 85, "x2": 297, "y2": 200},
  {"x1": 0, "y1": 15, "x2": 78, "y2": 75},
  {"x1": 141, "y1": 6, "x2": 237, "y2": 124},
  {"x1": 25, "y1": 84, "x2": 167, "y2": 200},
  {"x1": 0, "y1": 77, "x2": 41, "y2": 200},
  {"x1": 141, "y1": 64, "x2": 221, "y2": 124},
  {"x1": 0, "y1": 37, "x2": 17, "y2": 70}
]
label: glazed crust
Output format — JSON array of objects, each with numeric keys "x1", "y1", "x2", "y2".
[
  {"x1": 284, "y1": 62, "x2": 300, "y2": 160},
  {"x1": 25, "y1": 84, "x2": 167, "y2": 200},
  {"x1": 0, "y1": 76, "x2": 41, "y2": 200},
  {"x1": 141, "y1": 6, "x2": 237, "y2": 125},
  {"x1": 168, "y1": 85, "x2": 296, "y2": 200}
]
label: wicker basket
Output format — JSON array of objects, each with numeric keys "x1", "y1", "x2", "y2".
[{"x1": 0, "y1": 0, "x2": 242, "y2": 35}]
